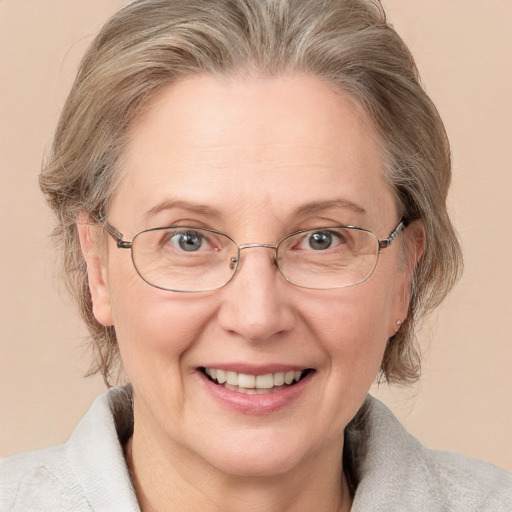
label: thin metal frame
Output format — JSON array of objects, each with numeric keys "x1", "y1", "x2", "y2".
[{"x1": 102, "y1": 219, "x2": 409, "y2": 292}]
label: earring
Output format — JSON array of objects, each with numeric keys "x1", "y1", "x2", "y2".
[{"x1": 395, "y1": 320, "x2": 402, "y2": 332}]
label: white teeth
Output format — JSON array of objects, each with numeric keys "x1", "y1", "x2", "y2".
[
  {"x1": 255, "y1": 374, "x2": 274, "y2": 389},
  {"x1": 284, "y1": 371, "x2": 295, "y2": 385},
  {"x1": 203, "y1": 368, "x2": 308, "y2": 390},
  {"x1": 224, "y1": 384, "x2": 282, "y2": 395},
  {"x1": 226, "y1": 371, "x2": 238, "y2": 385},
  {"x1": 273, "y1": 372, "x2": 285, "y2": 386},
  {"x1": 238, "y1": 373, "x2": 256, "y2": 388}
]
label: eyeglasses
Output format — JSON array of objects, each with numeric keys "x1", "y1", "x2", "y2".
[{"x1": 103, "y1": 220, "x2": 408, "y2": 292}]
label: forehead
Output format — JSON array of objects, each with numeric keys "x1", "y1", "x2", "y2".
[{"x1": 112, "y1": 73, "x2": 396, "y2": 233}]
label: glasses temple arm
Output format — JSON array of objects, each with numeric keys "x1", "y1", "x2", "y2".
[
  {"x1": 103, "y1": 222, "x2": 132, "y2": 249},
  {"x1": 378, "y1": 219, "x2": 410, "y2": 250}
]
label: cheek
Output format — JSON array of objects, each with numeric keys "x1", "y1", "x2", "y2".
[
  {"x1": 106, "y1": 262, "x2": 217, "y2": 379},
  {"x1": 288, "y1": 286, "x2": 395, "y2": 440},
  {"x1": 303, "y1": 284, "x2": 394, "y2": 374}
]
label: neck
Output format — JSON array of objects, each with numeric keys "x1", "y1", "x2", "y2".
[{"x1": 124, "y1": 426, "x2": 352, "y2": 512}]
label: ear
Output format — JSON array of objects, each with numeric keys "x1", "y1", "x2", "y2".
[
  {"x1": 388, "y1": 220, "x2": 425, "y2": 337},
  {"x1": 77, "y1": 213, "x2": 114, "y2": 326}
]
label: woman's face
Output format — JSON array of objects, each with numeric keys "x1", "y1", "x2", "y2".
[{"x1": 82, "y1": 74, "x2": 414, "y2": 478}]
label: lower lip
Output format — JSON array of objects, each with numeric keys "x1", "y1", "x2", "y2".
[{"x1": 199, "y1": 371, "x2": 313, "y2": 415}]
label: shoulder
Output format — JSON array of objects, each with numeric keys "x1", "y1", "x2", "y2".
[
  {"x1": 0, "y1": 387, "x2": 138, "y2": 511},
  {"x1": 349, "y1": 396, "x2": 512, "y2": 511},
  {"x1": 0, "y1": 444, "x2": 92, "y2": 511},
  {"x1": 428, "y1": 448, "x2": 512, "y2": 508}
]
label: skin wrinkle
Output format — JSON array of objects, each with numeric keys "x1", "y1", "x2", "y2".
[
  {"x1": 79, "y1": 73, "x2": 419, "y2": 511},
  {"x1": 142, "y1": 197, "x2": 367, "y2": 228},
  {"x1": 39, "y1": 0, "x2": 463, "y2": 391}
]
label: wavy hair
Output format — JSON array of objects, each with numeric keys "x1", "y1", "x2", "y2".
[{"x1": 40, "y1": 0, "x2": 463, "y2": 385}]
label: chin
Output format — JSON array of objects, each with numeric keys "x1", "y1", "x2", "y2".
[
  {"x1": 190, "y1": 428, "x2": 326, "y2": 479},
  {"x1": 210, "y1": 451, "x2": 306, "y2": 479}
]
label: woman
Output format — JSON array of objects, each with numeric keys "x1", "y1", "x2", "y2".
[{"x1": 1, "y1": 0, "x2": 510, "y2": 510}]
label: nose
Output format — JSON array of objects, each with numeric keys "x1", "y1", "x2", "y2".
[{"x1": 217, "y1": 247, "x2": 296, "y2": 343}]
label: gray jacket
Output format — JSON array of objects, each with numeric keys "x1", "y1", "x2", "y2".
[{"x1": 1, "y1": 387, "x2": 511, "y2": 511}]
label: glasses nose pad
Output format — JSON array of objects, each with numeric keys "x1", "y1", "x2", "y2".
[{"x1": 229, "y1": 257, "x2": 238, "y2": 270}]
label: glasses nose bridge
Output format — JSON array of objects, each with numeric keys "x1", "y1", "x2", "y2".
[
  {"x1": 238, "y1": 242, "x2": 278, "y2": 252},
  {"x1": 237, "y1": 242, "x2": 279, "y2": 261},
  {"x1": 230, "y1": 242, "x2": 279, "y2": 273}
]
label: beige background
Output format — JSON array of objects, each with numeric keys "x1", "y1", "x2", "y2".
[{"x1": 1, "y1": 1, "x2": 511, "y2": 471}]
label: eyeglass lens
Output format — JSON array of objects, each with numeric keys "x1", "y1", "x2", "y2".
[{"x1": 129, "y1": 226, "x2": 381, "y2": 292}]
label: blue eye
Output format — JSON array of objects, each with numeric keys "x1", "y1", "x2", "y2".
[
  {"x1": 170, "y1": 231, "x2": 205, "y2": 252},
  {"x1": 308, "y1": 231, "x2": 334, "y2": 250},
  {"x1": 303, "y1": 230, "x2": 346, "y2": 251}
]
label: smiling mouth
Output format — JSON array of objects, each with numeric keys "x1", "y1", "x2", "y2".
[{"x1": 200, "y1": 367, "x2": 314, "y2": 394}]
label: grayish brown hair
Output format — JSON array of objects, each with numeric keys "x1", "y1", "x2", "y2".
[{"x1": 40, "y1": 0, "x2": 463, "y2": 386}]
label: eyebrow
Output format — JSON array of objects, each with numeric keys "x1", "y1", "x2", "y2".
[
  {"x1": 143, "y1": 197, "x2": 366, "y2": 223},
  {"x1": 288, "y1": 199, "x2": 366, "y2": 219},
  {"x1": 143, "y1": 199, "x2": 222, "y2": 221}
]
